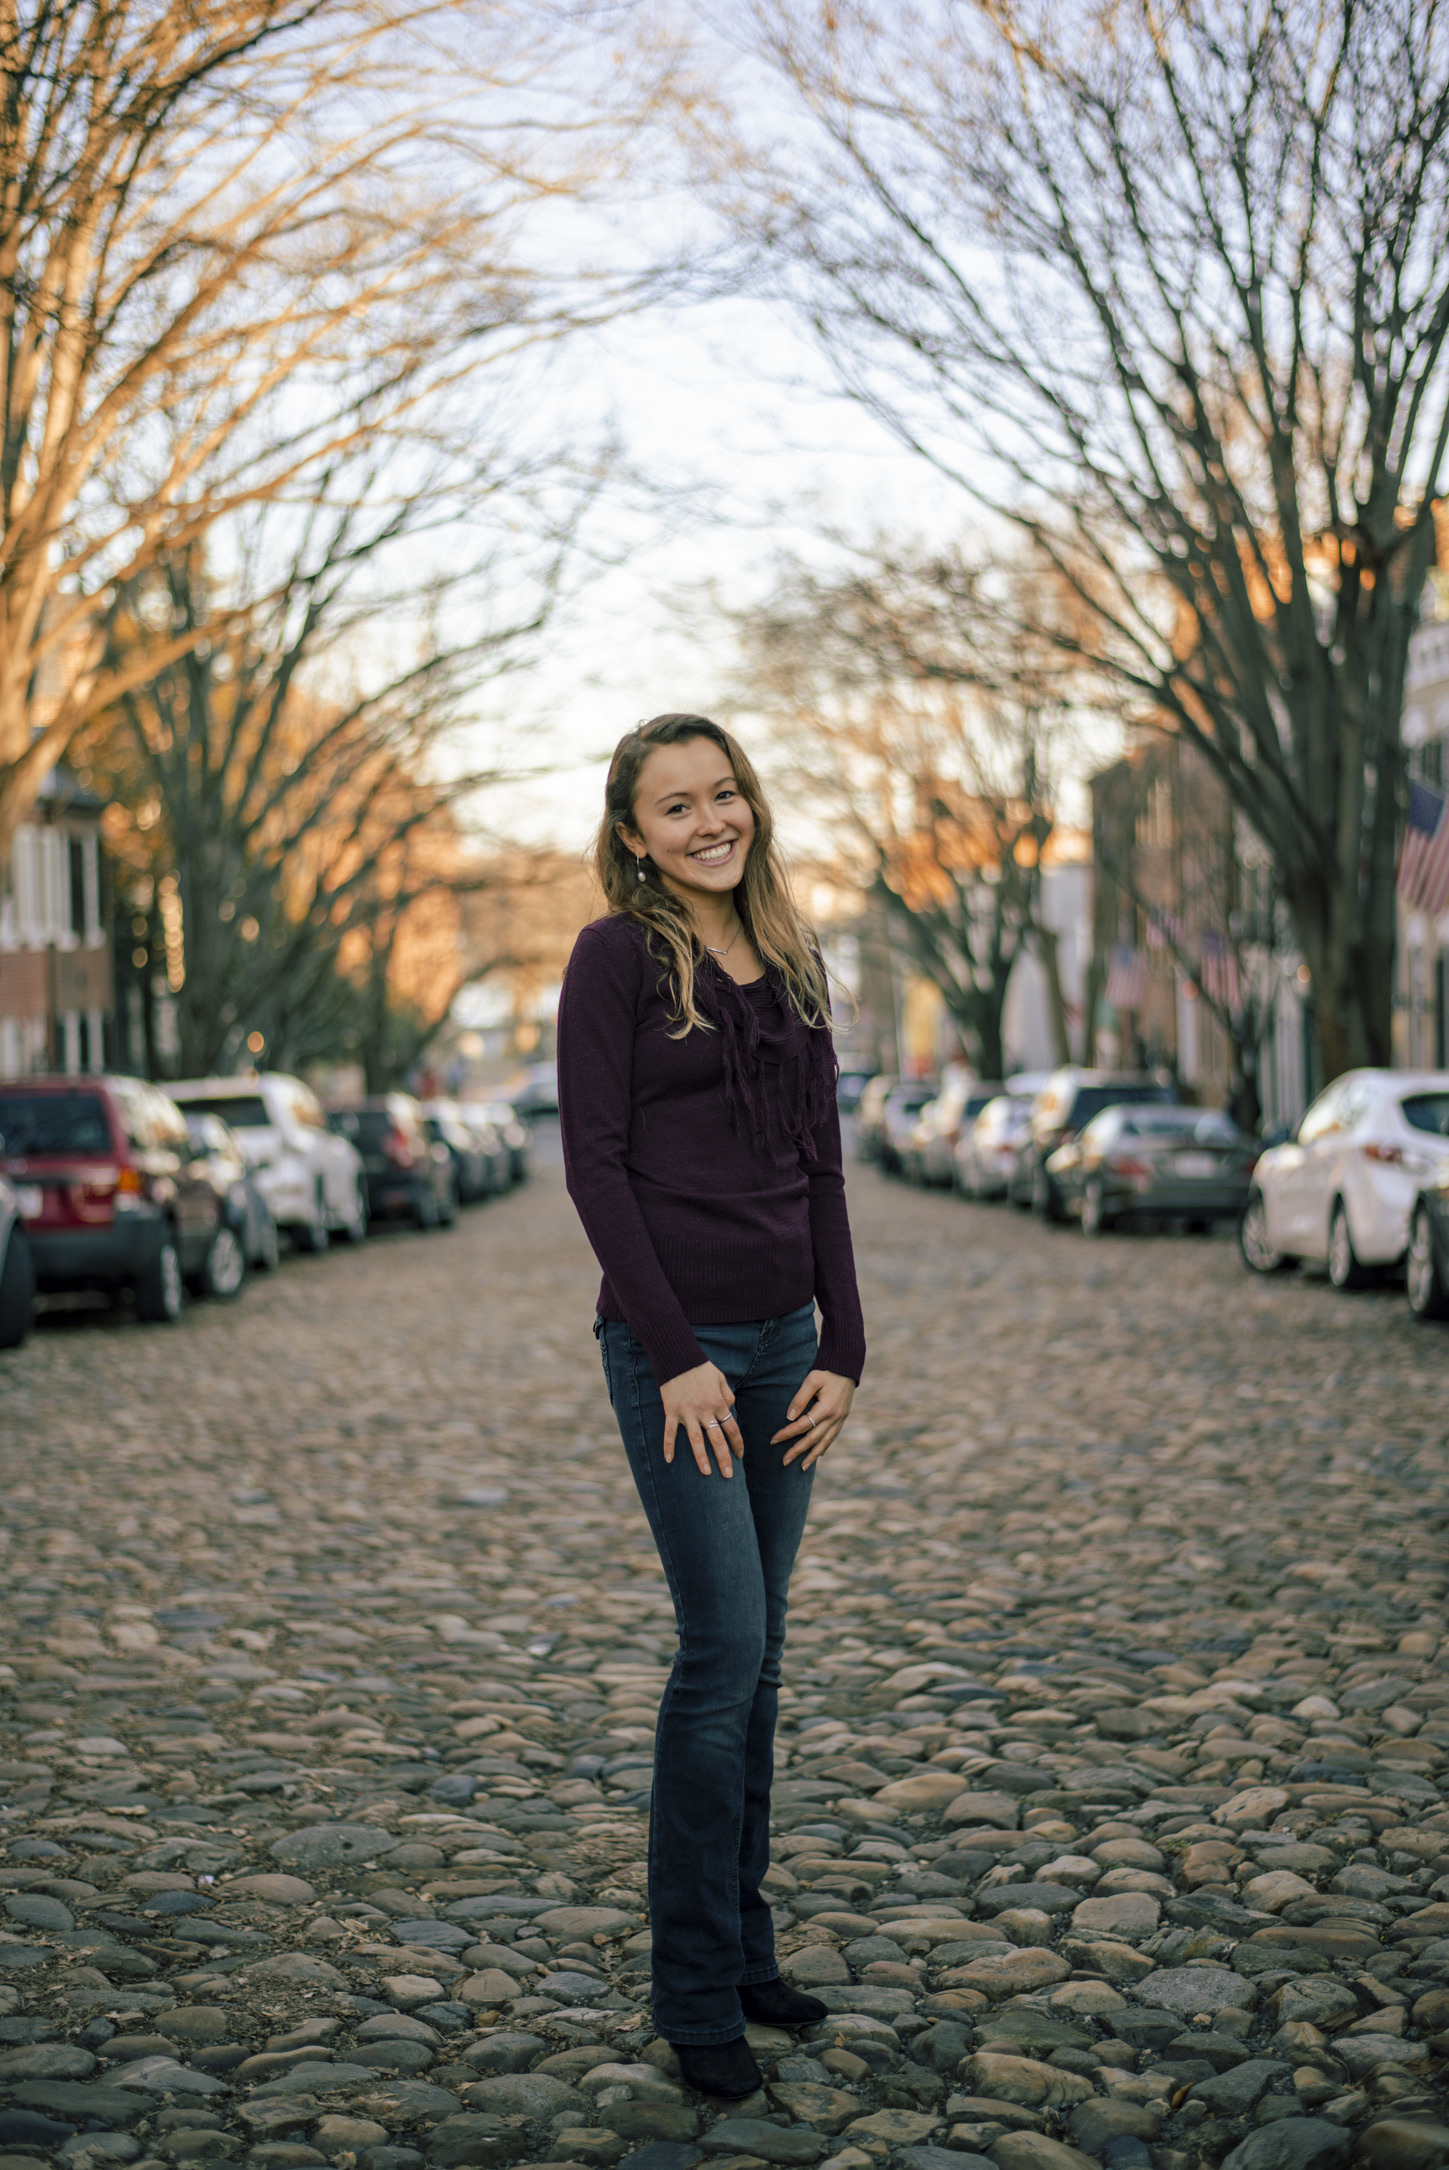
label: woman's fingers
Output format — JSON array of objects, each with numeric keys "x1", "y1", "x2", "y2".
[
  {"x1": 785, "y1": 1415, "x2": 844, "y2": 1469},
  {"x1": 684, "y1": 1413, "x2": 715, "y2": 1476}
]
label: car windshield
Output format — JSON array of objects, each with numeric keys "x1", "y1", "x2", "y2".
[
  {"x1": 173, "y1": 1093, "x2": 272, "y2": 1127},
  {"x1": 1117, "y1": 1109, "x2": 1238, "y2": 1142},
  {"x1": 1072, "y1": 1083, "x2": 1174, "y2": 1125},
  {"x1": 1401, "y1": 1093, "x2": 1449, "y2": 1137},
  {"x1": 0, "y1": 1091, "x2": 111, "y2": 1155},
  {"x1": 332, "y1": 1109, "x2": 393, "y2": 1146}
]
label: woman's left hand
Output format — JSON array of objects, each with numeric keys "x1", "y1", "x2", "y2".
[{"x1": 773, "y1": 1369, "x2": 855, "y2": 1469}]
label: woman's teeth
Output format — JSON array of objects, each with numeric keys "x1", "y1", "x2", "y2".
[{"x1": 690, "y1": 840, "x2": 734, "y2": 863}]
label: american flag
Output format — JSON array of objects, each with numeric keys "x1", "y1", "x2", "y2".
[
  {"x1": 1200, "y1": 930, "x2": 1242, "y2": 1012},
  {"x1": 1105, "y1": 944, "x2": 1148, "y2": 1011},
  {"x1": 1399, "y1": 780, "x2": 1449, "y2": 916}
]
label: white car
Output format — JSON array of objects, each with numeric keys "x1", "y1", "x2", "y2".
[
  {"x1": 168, "y1": 1072, "x2": 367, "y2": 1252},
  {"x1": 1240, "y1": 1068, "x2": 1449, "y2": 1286}
]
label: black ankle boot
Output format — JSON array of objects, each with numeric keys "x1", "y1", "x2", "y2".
[
  {"x1": 672, "y1": 2036, "x2": 763, "y2": 2098},
  {"x1": 739, "y1": 1979, "x2": 828, "y2": 2028}
]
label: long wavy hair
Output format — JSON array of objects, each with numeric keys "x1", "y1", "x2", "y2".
[{"x1": 594, "y1": 713, "x2": 831, "y2": 1037}]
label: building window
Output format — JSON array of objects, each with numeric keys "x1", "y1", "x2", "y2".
[{"x1": 1422, "y1": 739, "x2": 1445, "y2": 789}]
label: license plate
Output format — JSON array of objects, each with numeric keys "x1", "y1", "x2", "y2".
[
  {"x1": 13, "y1": 1184, "x2": 42, "y2": 1221},
  {"x1": 1171, "y1": 1152, "x2": 1219, "y2": 1179}
]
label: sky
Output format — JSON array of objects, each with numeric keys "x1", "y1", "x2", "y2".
[{"x1": 465, "y1": 289, "x2": 965, "y2": 857}]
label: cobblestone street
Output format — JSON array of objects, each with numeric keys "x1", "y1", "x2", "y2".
[{"x1": 3, "y1": 1142, "x2": 1448, "y2": 2170}]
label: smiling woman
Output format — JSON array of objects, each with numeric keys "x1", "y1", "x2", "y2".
[{"x1": 556, "y1": 711, "x2": 866, "y2": 2096}]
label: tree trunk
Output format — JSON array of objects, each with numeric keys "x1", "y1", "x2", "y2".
[{"x1": 1032, "y1": 922, "x2": 1072, "y2": 1068}]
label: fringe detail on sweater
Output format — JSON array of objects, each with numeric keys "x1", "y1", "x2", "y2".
[{"x1": 698, "y1": 959, "x2": 838, "y2": 1158}]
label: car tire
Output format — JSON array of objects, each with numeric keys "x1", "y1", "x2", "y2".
[
  {"x1": 293, "y1": 1186, "x2": 329, "y2": 1254},
  {"x1": 1407, "y1": 1201, "x2": 1449, "y2": 1321},
  {"x1": 254, "y1": 1211, "x2": 281, "y2": 1272},
  {"x1": 414, "y1": 1184, "x2": 440, "y2": 1231},
  {"x1": 198, "y1": 1223, "x2": 247, "y2": 1301},
  {"x1": 1081, "y1": 1179, "x2": 1114, "y2": 1237},
  {"x1": 1032, "y1": 1163, "x2": 1066, "y2": 1223},
  {"x1": 1327, "y1": 1200, "x2": 1370, "y2": 1290},
  {"x1": 1239, "y1": 1190, "x2": 1288, "y2": 1274},
  {"x1": 134, "y1": 1233, "x2": 185, "y2": 1323},
  {"x1": 339, "y1": 1180, "x2": 369, "y2": 1244},
  {"x1": 0, "y1": 1227, "x2": 36, "y2": 1348},
  {"x1": 439, "y1": 1178, "x2": 460, "y2": 1228}
]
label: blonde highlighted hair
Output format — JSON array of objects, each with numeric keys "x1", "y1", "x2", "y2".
[{"x1": 594, "y1": 713, "x2": 831, "y2": 1035}]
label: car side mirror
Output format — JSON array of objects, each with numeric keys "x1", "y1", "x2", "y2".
[{"x1": 1260, "y1": 1122, "x2": 1293, "y2": 1148}]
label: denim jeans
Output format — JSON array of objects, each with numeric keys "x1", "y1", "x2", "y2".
[{"x1": 595, "y1": 1302, "x2": 819, "y2": 2045}]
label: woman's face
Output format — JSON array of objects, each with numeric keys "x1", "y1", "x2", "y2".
[{"x1": 618, "y1": 736, "x2": 755, "y2": 903}]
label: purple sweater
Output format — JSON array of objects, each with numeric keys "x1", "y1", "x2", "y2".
[{"x1": 557, "y1": 913, "x2": 866, "y2": 1388}]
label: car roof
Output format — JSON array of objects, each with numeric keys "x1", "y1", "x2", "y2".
[{"x1": 0, "y1": 1073, "x2": 142, "y2": 1095}]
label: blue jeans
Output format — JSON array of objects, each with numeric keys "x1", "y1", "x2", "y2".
[{"x1": 595, "y1": 1303, "x2": 819, "y2": 2044}]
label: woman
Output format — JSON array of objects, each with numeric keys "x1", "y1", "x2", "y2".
[{"x1": 557, "y1": 713, "x2": 866, "y2": 2098}]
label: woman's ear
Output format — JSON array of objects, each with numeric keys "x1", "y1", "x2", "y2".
[{"x1": 616, "y1": 820, "x2": 645, "y2": 859}]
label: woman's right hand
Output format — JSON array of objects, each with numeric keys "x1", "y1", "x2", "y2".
[{"x1": 661, "y1": 1360, "x2": 743, "y2": 1476}]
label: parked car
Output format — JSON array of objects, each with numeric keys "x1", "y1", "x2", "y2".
[
  {"x1": 903, "y1": 1077, "x2": 1005, "y2": 1186},
  {"x1": 182, "y1": 1112, "x2": 281, "y2": 1274},
  {"x1": 327, "y1": 1096, "x2": 458, "y2": 1228},
  {"x1": 0, "y1": 1173, "x2": 35, "y2": 1347},
  {"x1": 1240, "y1": 1069, "x2": 1449, "y2": 1286},
  {"x1": 1011, "y1": 1069, "x2": 1179, "y2": 1218},
  {"x1": 955, "y1": 1091, "x2": 1037, "y2": 1199},
  {"x1": 836, "y1": 1064, "x2": 877, "y2": 1114},
  {"x1": 501, "y1": 1062, "x2": 558, "y2": 1118},
  {"x1": 466, "y1": 1101, "x2": 530, "y2": 1185},
  {"x1": 1406, "y1": 1163, "x2": 1449, "y2": 1319},
  {"x1": 854, "y1": 1074, "x2": 897, "y2": 1162},
  {"x1": 419, "y1": 1100, "x2": 494, "y2": 1203},
  {"x1": 0, "y1": 1075, "x2": 242, "y2": 1320},
  {"x1": 1047, "y1": 1104, "x2": 1258, "y2": 1235},
  {"x1": 879, "y1": 1078, "x2": 940, "y2": 1175},
  {"x1": 169, "y1": 1072, "x2": 366, "y2": 1252}
]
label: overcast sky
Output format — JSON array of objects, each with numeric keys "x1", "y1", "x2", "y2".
[{"x1": 463, "y1": 282, "x2": 981, "y2": 857}]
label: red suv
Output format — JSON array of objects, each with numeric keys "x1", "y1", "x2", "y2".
[{"x1": 0, "y1": 1076, "x2": 239, "y2": 1321}]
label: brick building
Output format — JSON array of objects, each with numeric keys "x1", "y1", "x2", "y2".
[{"x1": 0, "y1": 769, "x2": 112, "y2": 1076}]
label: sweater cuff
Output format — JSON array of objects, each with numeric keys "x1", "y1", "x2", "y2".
[
  {"x1": 643, "y1": 1318, "x2": 711, "y2": 1390},
  {"x1": 816, "y1": 1317, "x2": 865, "y2": 1385}
]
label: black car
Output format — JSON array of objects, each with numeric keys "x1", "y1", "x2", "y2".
[
  {"x1": 327, "y1": 1096, "x2": 458, "y2": 1229},
  {"x1": 1011, "y1": 1067, "x2": 1179, "y2": 1219},
  {"x1": 1407, "y1": 1167, "x2": 1449, "y2": 1321},
  {"x1": 183, "y1": 1112, "x2": 280, "y2": 1274}
]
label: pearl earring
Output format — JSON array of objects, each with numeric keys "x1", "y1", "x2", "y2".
[{"x1": 635, "y1": 856, "x2": 646, "y2": 883}]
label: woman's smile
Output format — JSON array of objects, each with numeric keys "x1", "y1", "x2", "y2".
[{"x1": 689, "y1": 837, "x2": 738, "y2": 866}]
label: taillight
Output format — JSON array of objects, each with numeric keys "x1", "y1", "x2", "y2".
[
  {"x1": 1363, "y1": 1143, "x2": 1403, "y2": 1165},
  {"x1": 1106, "y1": 1153, "x2": 1152, "y2": 1180},
  {"x1": 383, "y1": 1127, "x2": 415, "y2": 1168},
  {"x1": 114, "y1": 1165, "x2": 148, "y2": 1213}
]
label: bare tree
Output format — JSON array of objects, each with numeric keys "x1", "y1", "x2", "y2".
[
  {"x1": 0, "y1": 0, "x2": 672, "y2": 854},
  {"x1": 706, "y1": 0, "x2": 1449, "y2": 1082},
  {"x1": 736, "y1": 545, "x2": 1073, "y2": 1079},
  {"x1": 84, "y1": 488, "x2": 568, "y2": 1076}
]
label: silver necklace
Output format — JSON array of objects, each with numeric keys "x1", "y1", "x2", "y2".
[{"x1": 705, "y1": 921, "x2": 743, "y2": 957}]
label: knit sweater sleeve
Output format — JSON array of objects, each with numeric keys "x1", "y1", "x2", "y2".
[
  {"x1": 800, "y1": 1050, "x2": 867, "y2": 1383},
  {"x1": 557, "y1": 919, "x2": 709, "y2": 1388}
]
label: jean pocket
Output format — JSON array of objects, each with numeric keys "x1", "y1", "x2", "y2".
[{"x1": 594, "y1": 1317, "x2": 614, "y2": 1397}]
